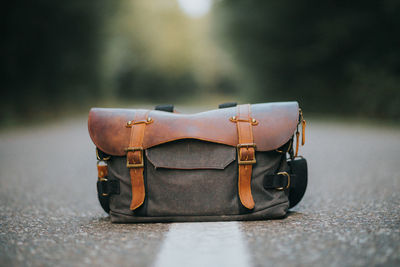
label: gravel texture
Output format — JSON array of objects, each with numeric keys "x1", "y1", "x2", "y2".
[{"x1": 0, "y1": 114, "x2": 399, "y2": 267}]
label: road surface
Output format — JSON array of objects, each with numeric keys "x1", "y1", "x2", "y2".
[{"x1": 0, "y1": 113, "x2": 399, "y2": 266}]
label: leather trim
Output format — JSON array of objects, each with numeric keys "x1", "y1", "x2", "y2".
[
  {"x1": 235, "y1": 104, "x2": 256, "y2": 209},
  {"x1": 88, "y1": 102, "x2": 299, "y2": 156},
  {"x1": 127, "y1": 110, "x2": 149, "y2": 211}
]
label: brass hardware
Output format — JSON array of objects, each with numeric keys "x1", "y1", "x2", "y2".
[
  {"x1": 98, "y1": 177, "x2": 107, "y2": 182},
  {"x1": 125, "y1": 147, "x2": 143, "y2": 152},
  {"x1": 230, "y1": 117, "x2": 259, "y2": 125},
  {"x1": 237, "y1": 143, "x2": 257, "y2": 149},
  {"x1": 125, "y1": 147, "x2": 144, "y2": 168},
  {"x1": 276, "y1": 139, "x2": 292, "y2": 153},
  {"x1": 126, "y1": 118, "x2": 154, "y2": 128},
  {"x1": 98, "y1": 177, "x2": 108, "y2": 196},
  {"x1": 96, "y1": 148, "x2": 111, "y2": 161},
  {"x1": 237, "y1": 143, "x2": 257, "y2": 165},
  {"x1": 276, "y1": 172, "x2": 290, "y2": 190},
  {"x1": 127, "y1": 160, "x2": 144, "y2": 168}
]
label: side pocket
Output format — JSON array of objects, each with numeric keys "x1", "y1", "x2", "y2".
[{"x1": 251, "y1": 152, "x2": 289, "y2": 214}]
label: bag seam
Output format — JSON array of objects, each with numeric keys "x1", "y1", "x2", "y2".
[{"x1": 110, "y1": 200, "x2": 289, "y2": 218}]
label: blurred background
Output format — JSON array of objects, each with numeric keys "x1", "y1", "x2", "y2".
[{"x1": 2, "y1": 0, "x2": 400, "y2": 126}]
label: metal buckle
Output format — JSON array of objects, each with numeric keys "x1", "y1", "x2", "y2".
[
  {"x1": 237, "y1": 143, "x2": 257, "y2": 165},
  {"x1": 276, "y1": 172, "x2": 290, "y2": 190},
  {"x1": 125, "y1": 147, "x2": 144, "y2": 168}
]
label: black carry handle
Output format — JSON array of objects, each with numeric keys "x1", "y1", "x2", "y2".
[
  {"x1": 155, "y1": 104, "x2": 174, "y2": 112},
  {"x1": 155, "y1": 103, "x2": 237, "y2": 112},
  {"x1": 218, "y1": 102, "x2": 237, "y2": 109}
]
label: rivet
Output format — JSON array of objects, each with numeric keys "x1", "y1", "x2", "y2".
[
  {"x1": 252, "y1": 118, "x2": 257, "y2": 123},
  {"x1": 147, "y1": 117, "x2": 152, "y2": 122},
  {"x1": 232, "y1": 116, "x2": 236, "y2": 120}
]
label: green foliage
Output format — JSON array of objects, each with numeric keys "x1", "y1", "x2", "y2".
[
  {"x1": 115, "y1": 67, "x2": 198, "y2": 101},
  {"x1": 2, "y1": 0, "x2": 233, "y2": 126},
  {"x1": 214, "y1": 0, "x2": 400, "y2": 119},
  {"x1": 2, "y1": 1, "x2": 118, "y2": 123}
]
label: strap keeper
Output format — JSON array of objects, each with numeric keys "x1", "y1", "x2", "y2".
[
  {"x1": 263, "y1": 172, "x2": 291, "y2": 190},
  {"x1": 97, "y1": 179, "x2": 120, "y2": 196}
]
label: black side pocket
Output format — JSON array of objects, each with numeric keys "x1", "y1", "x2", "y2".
[{"x1": 288, "y1": 157, "x2": 308, "y2": 209}]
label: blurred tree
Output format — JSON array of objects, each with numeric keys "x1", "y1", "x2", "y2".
[
  {"x1": 214, "y1": 0, "x2": 400, "y2": 119},
  {"x1": 104, "y1": 0, "x2": 200, "y2": 101},
  {"x1": 104, "y1": 0, "x2": 237, "y2": 102},
  {"x1": 2, "y1": 1, "x2": 118, "y2": 124},
  {"x1": 1, "y1": 0, "x2": 246, "y2": 126}
]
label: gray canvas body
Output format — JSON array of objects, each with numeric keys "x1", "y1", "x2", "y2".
[{"x1": 107, "y1": 139, "x2": 289, "y2": 223}]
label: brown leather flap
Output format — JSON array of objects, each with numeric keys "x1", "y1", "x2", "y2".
[
  {"x1": 88, "y1": 102, "x2": 299, "y2": 156},
  {"x1": 146, "y1": 139, "x2": 236, "y2": 170}
]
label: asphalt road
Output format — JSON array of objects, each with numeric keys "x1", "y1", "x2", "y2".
[{"x1": 0, "y1": 113, "x2": 399, "y2": 267}]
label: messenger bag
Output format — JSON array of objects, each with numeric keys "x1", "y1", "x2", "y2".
[{"x1": 88, "y1": 102, "x2": 307, "y2": 223}]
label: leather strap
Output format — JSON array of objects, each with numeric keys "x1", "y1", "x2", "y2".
[
  {"x1": 235, "y1": 104, "x2": 256, "y2": 209},
  {"x1": 97, "y1": 179, "x2": 120, "y2": 196},
  {"x1": 126, "y1": 110, "x2": 151, "y2": 210},
  {"x1": 97, "y1": 162, "x2": 110, "y2": 213},
  {"x1": 96, "y1": 161, "x2": 119, "y2": 213}
]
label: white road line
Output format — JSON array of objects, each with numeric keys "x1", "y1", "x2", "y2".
[{"x1": 153, "y1": 221, "x2": 252, "y2": 267}]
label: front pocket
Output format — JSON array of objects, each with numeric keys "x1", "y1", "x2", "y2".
[{"x1": 145, "y1": 139, "x2": 241, "y2": 216}]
